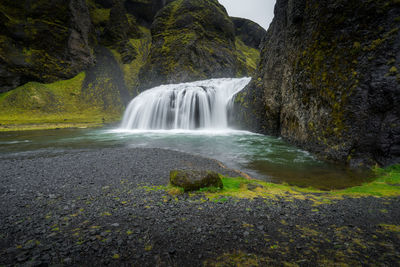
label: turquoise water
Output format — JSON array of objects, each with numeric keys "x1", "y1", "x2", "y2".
[{"x1": 0, "y1": 127, "x2": 374, "y2": 190}]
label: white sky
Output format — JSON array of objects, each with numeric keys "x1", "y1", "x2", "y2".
[{"x1": 218, "y1": 0, "x2": 276, "y2": 30}]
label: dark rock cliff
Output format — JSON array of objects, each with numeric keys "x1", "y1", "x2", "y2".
[
  {"x1": 231, "y1": 17, "x2": 267, "y2": 49},
  {"x1": 124, "y1": 0, "x2": 172, "y2": 26},
  {"x1": 0, "y1": 0, "x2": 94, "y2": 93},
  {"x1": 138, "y1": 0, "x2": 240, "y2": 90},
  {"x1": 235, "y1": 0, "x2": 400, "y2": 167}
]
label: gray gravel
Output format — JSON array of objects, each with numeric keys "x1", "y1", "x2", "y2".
[{"x1": 0, "y1": 147, "x2": 400, "y2": 266}]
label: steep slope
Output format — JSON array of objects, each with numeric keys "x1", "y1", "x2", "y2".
[
  {"x1": 235, "y1": 0, "x2": 400, "y2": 167},
  {"x1": 232, "y1": 17, "x2": 266, "y2": 77},
  {"x1": 231, "y1": 17, "x2": 267, "y2": 49},
  {"x1": 139, "y1": 0, "x2": 256, "y2": 90},
  {"x1": 0, "y1": 0, "x2": 94, "y2": 93}
]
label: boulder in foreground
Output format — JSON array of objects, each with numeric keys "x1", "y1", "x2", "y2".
[{"x1": 170, "y1": 170, "x2": 223, "y2": 191}]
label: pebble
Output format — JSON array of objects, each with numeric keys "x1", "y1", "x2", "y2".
[{"x1": 0, "y1": 147, "x2": 399, "y2": 266}]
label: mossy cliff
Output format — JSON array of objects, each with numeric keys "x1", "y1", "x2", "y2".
[
  {"x1": 235, "y1": 0, "x2": 400, "y2": 167},
  {"x1": 139, "y1": 0, "x2": 260, "y2": 90},
  {"x1": 231, "y1": 17, "x2": 266, "y2": 50},
  {"x1": 0, "y1": 0, "x2": 152, "y2": 129},
  {"x1": 0, "y1": 0, "x2": 94, "y2": 93},
  {"x1": 0, "y1": 0, "x2": 263, "y2": 130}
]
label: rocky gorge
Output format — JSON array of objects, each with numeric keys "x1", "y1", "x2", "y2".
[{"x1": 1, "y1": 0, "x2": 400, "y2": 265}]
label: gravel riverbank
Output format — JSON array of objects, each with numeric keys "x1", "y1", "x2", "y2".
[{"x1": 0, "y1": 147, "x2": 399, "y2": 266}]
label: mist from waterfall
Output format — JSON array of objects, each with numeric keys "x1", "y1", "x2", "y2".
[{"x1": 120, "y1": 78, "x2": 251, "y2": 130}]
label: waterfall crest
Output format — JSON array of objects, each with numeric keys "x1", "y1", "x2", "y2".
[{"x1": 120, "y1": 77, "x2": 251, "y2": 130}]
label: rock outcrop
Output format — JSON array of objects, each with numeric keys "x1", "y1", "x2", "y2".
[
  {"x1": 139, "y1": 0, "x2": 255, "y2": 90},
  {"x1": 124, "y1": 0, "x2": 172, "y2": 26},
  {"x1": 231, "y1": 17, "x2": 266, "y2": 49},
  {"x1": 0, "y1": 0, "x2": 94, "y2": 93},
  {"x1": 235, "y1": 0, "x2": 400, "y2": 167}
]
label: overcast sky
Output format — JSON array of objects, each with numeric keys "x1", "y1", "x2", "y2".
[{"x1": 218, "y1": 0, "x2": 276, "y2": 30}]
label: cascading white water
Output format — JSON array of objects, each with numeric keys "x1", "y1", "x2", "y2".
[{"x1": 120, "y1": 77, "x2": 251, "y2": 130}]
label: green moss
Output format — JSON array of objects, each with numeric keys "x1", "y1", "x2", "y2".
[
  {"x1": 142, "y1": 0, "x2": 238, "y2": 81},
  {"x1": 389, "y1": 66, "x2": 398, "y2": 75},
  {"x1": 235, "y1": 37, "x2": 260, "y2": 76},
  {"x1": 379, "y1": 224, "x2": 400, "y2": 232},
  {"x1": 90, "y1": 8, "x2": 110, "y2": 25},
  {"x1": 365, "y1": 28, "x2": 399, "y2": 51},
  {"x1": 0, "y1": 72, "x2": 121, "y2": 131},
  {"x1": 337, "y1": 165, "x2": 400, "y2": 196},
  {"x1": 353, "y1": 42, "x2": 361, "y2": 49},
  {"x1": 110, "y1": 27, "x2": 152, "y2": 94},
  {"x1": 163, "y1": 165, "x2": 400, "y2": 202}
]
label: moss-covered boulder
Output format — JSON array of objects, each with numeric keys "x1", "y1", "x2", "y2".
[
  {"x1": 170, "y1": 170, "x2": 223, "y2": 191},
  {"x1": 0, "y1": 0, "x2": 94, "y2": 93},
  {"x1": 139, "y1": 0, "x2": 248, "y2": 90},
  {"x1": 235, "y1": 0, "x2": 400, "y2": 167}
]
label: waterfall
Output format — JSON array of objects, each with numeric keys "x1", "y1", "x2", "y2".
[{"x1": 120, "y1": 77, "x2": 251, "y2": 130}]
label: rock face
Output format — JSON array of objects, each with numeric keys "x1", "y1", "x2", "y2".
[
  {"x1": 124, "y1": 0, "x2": 172, "y2": 25},
  {"x1": 82, "y1": 46, "x2": 131, "y2": 110},
  {"x1": 139, "y1": 0, "x2": 245, "y2": 90},
  {"x1": 0, "y1": 0, "x2": 261, "y2": 127},
  {"x1": 235, "y1": 0, "x2": 400, "y2": 167},
  {"x1": 101, "y1": 0, "x2": 140, "y2": 64},
  {"x1": 170, "y1": 170, "x2": 223, "y2": 191},
  {"x1": 0, "y1": 0, "x2": 94, "y2": 93},
  {"x1": 231, "y1": 17, "x2": 267, "y2": 49}
]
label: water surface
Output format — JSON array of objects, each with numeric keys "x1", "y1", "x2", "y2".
[{"x1": 0, "y1": 127, "x2": 374, "y2": 190}]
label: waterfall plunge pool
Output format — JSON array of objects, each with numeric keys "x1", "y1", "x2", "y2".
[{"x1": 0, "y1": 78, "x2": 375, "y2": 190}]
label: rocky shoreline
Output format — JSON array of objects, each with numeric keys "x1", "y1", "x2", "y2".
[{"x1": 0, "y1": 147, "x2": 399, "y2": 266}]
